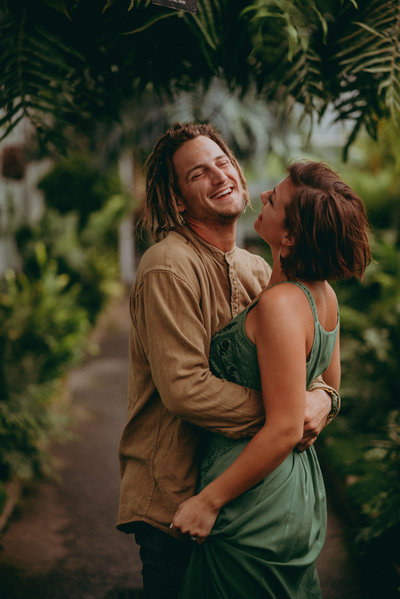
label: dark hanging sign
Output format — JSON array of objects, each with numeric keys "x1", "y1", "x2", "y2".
[{"x1": 152, "y1": 0, "x2": 197, "y2": 14}]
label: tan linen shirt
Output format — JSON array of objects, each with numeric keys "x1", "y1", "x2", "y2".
[{"x1": 117, "y1": 226, "x2": 271, "y2": 534}]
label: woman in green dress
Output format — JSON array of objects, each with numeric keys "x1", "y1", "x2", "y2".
[{"x1": 171, "y1": 161, "x2": 371, "y2": 598}]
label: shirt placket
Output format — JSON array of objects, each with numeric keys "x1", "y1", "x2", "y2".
[{"x1": 225, "y1": 253, "x2": 240, "y2": 318}]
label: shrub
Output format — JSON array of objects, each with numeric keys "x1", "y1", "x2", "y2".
[
  {"x1": 0, "y1": 153, "x2": 129, "y2": 488},
  {"x1": 0, "y1": 244, "x2": 90, "y2": 481},
  {"x1": 15, "y1": 193, "x2": 128, "y2": 324},
  {"x1": 321, "y1": 234, "x2": 400, "y2": 566},
  {"x1": 37, "y1": 154, "x2": 119, "y2": 230}
]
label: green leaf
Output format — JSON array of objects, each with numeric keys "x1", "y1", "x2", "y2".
[
  {"x1": 123, "y1": 10, "x2": 178, "y2": 35},
  {"x1": 40, "y1": 0, "x2": 71, "y2": 20}
]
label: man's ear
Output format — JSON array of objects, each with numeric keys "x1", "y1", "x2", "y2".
[{"x1": 176, "y1": 196, "x2": 186, "y2": 213}]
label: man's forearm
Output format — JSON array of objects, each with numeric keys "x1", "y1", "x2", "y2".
[
  {"x1": 136, "y1": 270, "x2": 265, "y2": 438},
  {"x1": 156, "y1": 363, "x2": 265, "y2": 438},
  {"x1": 308, "y1": 377, "x2": 341, "y2": 425}
]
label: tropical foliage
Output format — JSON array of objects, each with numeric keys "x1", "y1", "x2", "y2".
[
  {"x1": 0, "y1": 156, "x2": 128, "y2": 494},
  {"x1": 321, "y1": 233, "x2": 400, "y2": 596},
  {"x1": 0, "y1": 246, "x2": 89, "y2": 483},
  {"x1": 1, "y1": 0, "x2": 400, "y2": 153}
]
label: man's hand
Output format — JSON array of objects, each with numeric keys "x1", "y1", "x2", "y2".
[{"x1": 296, "y1": 388, "x2": 331, "y2": 452}]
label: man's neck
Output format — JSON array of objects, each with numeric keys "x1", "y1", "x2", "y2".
[{"x1": 186, "y1": 219, "x2": 237, "y2": 253}]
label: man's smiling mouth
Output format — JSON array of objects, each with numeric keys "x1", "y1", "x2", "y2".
[{"x1": 210, "y1": 186, "x2": 234, "y2": 200}]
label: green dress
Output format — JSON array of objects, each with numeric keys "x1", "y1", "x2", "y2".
[{"x1": 179, "y1": 282, "x2": 339, "y2": 599}]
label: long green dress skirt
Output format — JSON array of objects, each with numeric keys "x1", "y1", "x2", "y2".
[{"x1": 179, "y1": 282, "x2": 339, "y2": 599}]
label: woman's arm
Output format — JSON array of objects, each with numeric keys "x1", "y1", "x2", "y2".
[
  {"x1": 322, "y1": 327, "x2": 341, "y2": 390},
  {"x1": 297, "y1": 328, "x2": 341, "y2": 451},
  {"x1": 171, "y1": 287, "x2": 311, "y2": 542}
]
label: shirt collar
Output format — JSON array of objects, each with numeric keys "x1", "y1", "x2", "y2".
[{"x1": 174, "y1": 225, "x2": 237, "y2": 260}]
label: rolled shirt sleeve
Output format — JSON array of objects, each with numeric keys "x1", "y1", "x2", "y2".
[{"x1": 134, "y1": 268, "x2": 265, "y2": 438}]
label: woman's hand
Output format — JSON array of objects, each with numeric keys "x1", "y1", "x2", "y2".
[{"x1": 170, "y1": 492, "x2": 220, "y2": 544}]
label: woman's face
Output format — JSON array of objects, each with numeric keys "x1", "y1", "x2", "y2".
[{"x1": 254, "y1": 177, "x2": 296, "y2": 249}]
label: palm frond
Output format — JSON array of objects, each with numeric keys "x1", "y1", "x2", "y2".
[
  {"x1": 1, "y1": 0, "x2": 400, "y2": 155},
  {"x1": 0, "y1": 9, "x2": 89, "y2": 149},
  {"x1": 240, "y1": 1, "x2": 328, "y2": 111},
  {"x1": 333, "y1": 0, "x2": 400, "y2": 130},
  {"x1": 242, "y1": 0, "x2": 326, "y2": 60},
  {"x1": 183, "y1": 0, "x2": 229, "y2": 75}
]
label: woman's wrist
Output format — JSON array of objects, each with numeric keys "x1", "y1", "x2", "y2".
[{"x1": 198, "y1": 485, "x2": 225, "y2": 512}]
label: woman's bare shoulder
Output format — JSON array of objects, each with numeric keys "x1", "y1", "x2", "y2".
[
  {"x1": 255, "y1": 283, "x2": 310, "y2": 322},
  {"x1": 259, "y1": 282, "x2": 309, "y2": 304}
]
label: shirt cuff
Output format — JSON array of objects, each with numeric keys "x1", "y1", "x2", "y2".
[{"x1": 320, "y1": 387, "x2": 340, "y2": 425}]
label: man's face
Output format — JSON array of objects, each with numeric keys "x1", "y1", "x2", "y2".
[{"x1": 172, "y1": 136, "x2": 244, "y2": 228}]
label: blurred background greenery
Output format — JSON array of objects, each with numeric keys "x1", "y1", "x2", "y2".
[{"x1": 0, "y1": 1, "x2": 399, "y2": 595}]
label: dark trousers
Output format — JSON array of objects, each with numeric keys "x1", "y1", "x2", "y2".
[{"x1": 133, "y1": 522, "x2": 193, "y2": 599}]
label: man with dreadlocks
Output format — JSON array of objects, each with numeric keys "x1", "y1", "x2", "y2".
[{"x1": 117, "y1": 123, "x2": 340, "y2": 598}]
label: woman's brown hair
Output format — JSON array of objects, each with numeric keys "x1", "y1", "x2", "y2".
[
  {"x1": 281, "y1": 161, "x2": 371, "y2": 281},
  {"x1": 142, "y1": 122, "x2": 249, "y2": 241}
]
